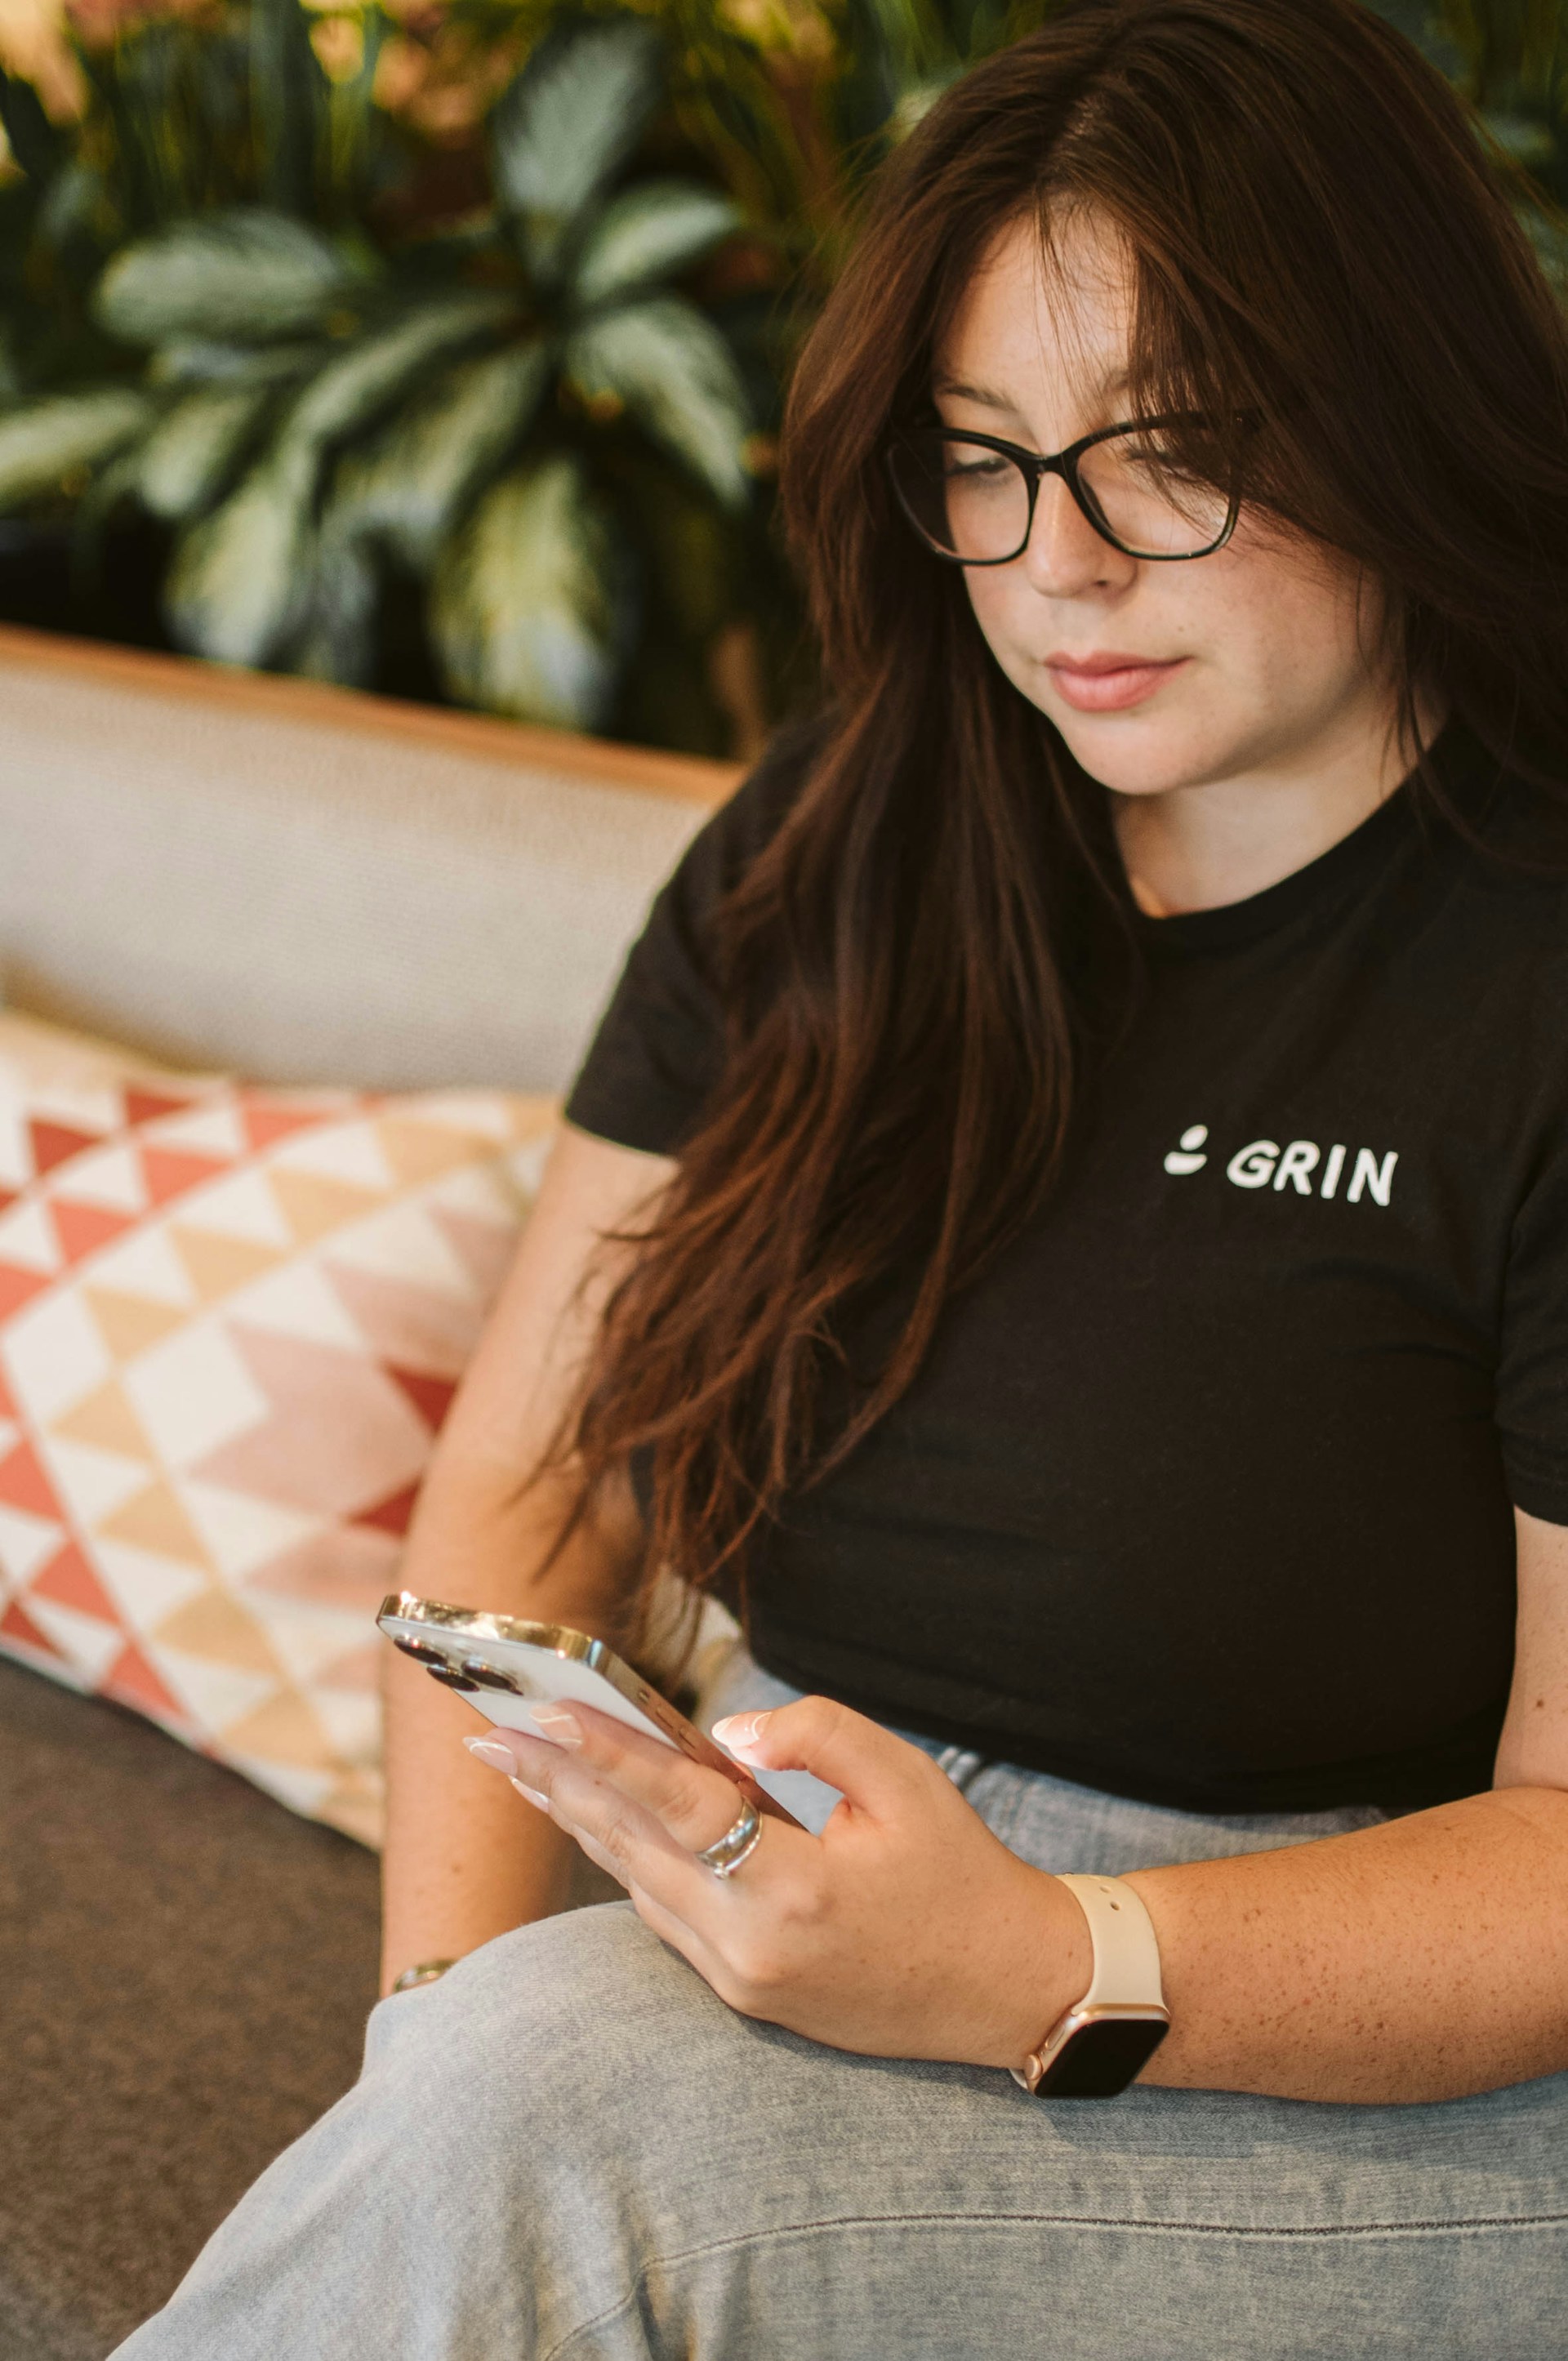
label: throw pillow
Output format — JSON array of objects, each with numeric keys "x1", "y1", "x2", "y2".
[{"x1": 0, "y1": 1011, "x2": 555, "y2": 1846}]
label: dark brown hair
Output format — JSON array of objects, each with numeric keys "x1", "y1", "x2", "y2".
[{"x1": 568, "y1": 0, "x2": 1568, "y2": 1632}]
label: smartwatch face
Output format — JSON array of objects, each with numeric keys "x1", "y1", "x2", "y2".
[{"x1": 1036, "y1": 2014, "x2": 1169, "y2": 2098}]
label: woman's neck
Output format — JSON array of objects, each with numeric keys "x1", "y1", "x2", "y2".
[{"x1": 1111, "y1": 693, "x2": 1445, "y2": 920}]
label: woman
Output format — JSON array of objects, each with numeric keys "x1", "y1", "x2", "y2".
[{"x1": 118, "y1": 2, "x2": 1567, "y2": 2353}]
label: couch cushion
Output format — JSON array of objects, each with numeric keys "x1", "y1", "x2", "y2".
[
  {"x1": 0, "y1": 1009, "x2": 557, "y2": 1844},
  {"x1": 0, "y1": 627, "x2": 732, "y2": 1095}
]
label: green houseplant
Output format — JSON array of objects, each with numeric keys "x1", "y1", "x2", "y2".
[
  {"x1": 0, "y1": 5, "x2": 791, "y2": 750},
  {"x1": 2, "y1": 0, "x2": 1566, "y2": 750}
]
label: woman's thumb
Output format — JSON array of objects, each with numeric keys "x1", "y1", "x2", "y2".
[{"x1": 712, "y1": 1695, "x2": 914, "y2": 1815}]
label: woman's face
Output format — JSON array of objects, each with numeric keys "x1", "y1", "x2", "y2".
[{"x1": 935, "y1": 210, "x2": 1395, "y2": 801}]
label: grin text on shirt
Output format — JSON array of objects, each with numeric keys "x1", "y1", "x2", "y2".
[{"x1": 1163, "y1": 1125, "x2": 1398, "y2": 1205}]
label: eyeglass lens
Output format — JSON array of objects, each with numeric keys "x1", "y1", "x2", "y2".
[{"x1": 889, "y1": 429, "x2": 1232, "y2": 561}]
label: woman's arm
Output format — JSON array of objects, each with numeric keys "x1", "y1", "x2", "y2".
[
  {"x1": 1118, "y1": 1509, "x2": 1568, "y2": 2100},
  {"x1": 1117, "y1": 1504, "x2": 1568, "y2": 2100},
  {"x1": 378, "y1": 1121, "x2": 675, "y2": 1996},
  {"x1": 454, "y1": 1507, "x2": 1568, "y2": 2103}
]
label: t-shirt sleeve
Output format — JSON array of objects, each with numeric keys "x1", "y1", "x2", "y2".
[
  {"x1": 563, "y1": 716, "x2": 824, "y2": 1157},
  {"x1": 1495, "y1": 1125, "x2": 1568, "y2": 1526}
]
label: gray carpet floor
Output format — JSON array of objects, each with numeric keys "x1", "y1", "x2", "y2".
[
  {"x1": 2, "y1": 1656, "x2": 615, "y2": 2358},
  {"x1": 1, "y1": 1655, "x2": 384, "y2": 2356}
]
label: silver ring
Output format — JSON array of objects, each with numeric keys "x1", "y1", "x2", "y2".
[{"x1": 696, "y1": 1793, "x2": 762, "y2": 1879}]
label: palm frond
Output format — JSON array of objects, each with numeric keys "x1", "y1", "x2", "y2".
[
  {"x1": 430, "y1": 451, "x2": 628, "y2": 728},
  {"x1": 566, "y1": 296, "x2": 752, "y2": 508}
]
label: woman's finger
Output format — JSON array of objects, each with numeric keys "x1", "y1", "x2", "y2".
[
  {"x1": 561, "y1": 1819, "x2": 630, "y2": 1891},
  {"x1": 468, "y1": 1702, "x2": 746, "y2": 1854},
  {"x1": 479, "y1": 1722, "x2": 759, "y2": 1905},
  {"x1": 495, "y1": 1728, "x2": 819, "y2": 1957},
  {"x1": 712, "y1": 1694, "x2": 929, "y2": 1818}
]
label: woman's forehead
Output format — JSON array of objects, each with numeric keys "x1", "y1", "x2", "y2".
[{"x1": 937, "y1": 209, "x2": 1135, "y2": 419}]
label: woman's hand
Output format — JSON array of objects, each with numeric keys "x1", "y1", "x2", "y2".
[{"x1": 463, "y1": 1697, "x2": 1091, "y2": 2069}]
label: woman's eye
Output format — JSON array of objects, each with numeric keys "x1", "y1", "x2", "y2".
[{"x1": 945, "y1": 454, "x2": 1010, "y2": 483}]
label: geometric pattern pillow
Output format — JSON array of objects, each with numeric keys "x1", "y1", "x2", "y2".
[{"x1": 0, "y1": 1013, "x2": 555, "y2": 1846}]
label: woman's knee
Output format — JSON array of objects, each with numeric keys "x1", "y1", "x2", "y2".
[{"x1": 365, "y1": 1901, "x2": 744, "y2": 2156}]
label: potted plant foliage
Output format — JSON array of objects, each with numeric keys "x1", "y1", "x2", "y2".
[{"x1": 0, "y1": 0, "x2": 1563, "y2": 751}]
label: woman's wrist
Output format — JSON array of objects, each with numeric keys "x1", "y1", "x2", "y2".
[{"x1": 984, "y1": 1867, "x2": 1096, "y2": 2072}]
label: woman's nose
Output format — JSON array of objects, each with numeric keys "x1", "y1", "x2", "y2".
[{"x1": 1018, "y1": 473, "x2": 1135, "y2": 598}]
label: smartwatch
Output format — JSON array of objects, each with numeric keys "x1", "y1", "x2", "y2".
[{"x1": 1012, "y1": 1873, "x2": 1170, "y2": 2099}]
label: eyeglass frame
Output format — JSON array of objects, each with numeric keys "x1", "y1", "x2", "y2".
[{"x1": 883, "y1": 415, "x2": 1244, "y2": 567}]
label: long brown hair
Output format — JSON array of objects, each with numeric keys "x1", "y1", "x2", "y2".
[{"x1": 568, "y1": 0, "x2": 1568, "y2": 1631}]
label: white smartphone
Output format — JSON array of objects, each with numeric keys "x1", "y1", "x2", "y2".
[{"x1": 377, "y1": 1590, "x2": 805, "y2": 1829}]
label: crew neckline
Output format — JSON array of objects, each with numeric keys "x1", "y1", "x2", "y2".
[{"x1": 1129, "y1": 719, "x2": 1476, "y2": 957}]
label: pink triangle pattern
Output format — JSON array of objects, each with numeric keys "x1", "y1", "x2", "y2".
[{"x1": 0, "y1": 1009, "x2": 559, "y2": 1849}]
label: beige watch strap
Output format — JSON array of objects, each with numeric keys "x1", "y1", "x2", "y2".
[{"x1": 1056, "y1": 1873, "x2": 1166, "y2": 2009}]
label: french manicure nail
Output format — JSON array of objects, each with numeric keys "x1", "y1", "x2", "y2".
[
  {"x1": 530, "y1": 1704, "x2": 583, "y2": 1746},
  {"x1": 464, "y1": 1735, "x2": 519, "y2": 1773},
  {"x1": 510, "y1": 1779, "x2": 550, "y2": 1809},
  {"x1": 712, "y1": 1711, "x2": 767, "y2": 1753}
]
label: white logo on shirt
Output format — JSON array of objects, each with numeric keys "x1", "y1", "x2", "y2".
[
  {"x1": 1163, "y1": 1124, "x2": 1209, "y2": 1175},
  {"x1": 1164, "y1": 1128, "x2": 1398, "y2": 1205}
]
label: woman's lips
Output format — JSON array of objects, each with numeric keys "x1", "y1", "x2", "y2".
[{"x1": 1045, "y1": 654, "x2": 1187, "y2": 712}]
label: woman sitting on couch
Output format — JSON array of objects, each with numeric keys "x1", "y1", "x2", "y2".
[{"x1": 118, "y1": 2, "x2": 1567, "y2": 2354}]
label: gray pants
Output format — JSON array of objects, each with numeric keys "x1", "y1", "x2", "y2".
[{"x1": 114, "y1": 1657, "x2": 1567, "y2": 2359}]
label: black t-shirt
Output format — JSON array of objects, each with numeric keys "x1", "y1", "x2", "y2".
[{"x1": 565, "y1": 720, "x2": 1568, "y2": 1813}]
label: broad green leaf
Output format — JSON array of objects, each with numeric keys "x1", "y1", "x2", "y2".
[
  {"x1": 327, "y1": 338, "x2": 551, "y2": 568},
  {"x1": 164, "y1": 443, "x2": 317, "y2": 666},
  {"x1": 293, "y1": 538, "x2": 380, "y2": 688},
  {"x1": 0, "y1": 390, "x2": 153, "y2": 510},
  {"x1": 149, "y1": 341, "x2": 323, "y2": 389},
  {"x1": 571, "y1": 180, "x2": 740, "y2": 310},
  {"x1": 134, "y1": 382, "x2": 277, "y2": 522},
  {"x1": 283, "y1": 295, "x2": 513, "y2": 450},
  {"x1": 565, "y1": 298, "x2": 752, "y2": 509},
  {"x1": 491, "y1": 18, "x2": 664, "y2": 284},
  {"x1": 96, "y1": 211, "x2": 356, "y2": 348},
  {"x1": 431, "y1": 452, "x2": 626, "y2": 728}
]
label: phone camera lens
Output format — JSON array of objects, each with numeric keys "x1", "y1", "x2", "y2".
[
  {"x1": 424, "y1": 1662, "x2": 480, "y2": 1691},
  {"x1": 459, "y1": 1658, "x2": 528, "y2": 1695},
  {"x1": 392, "y1": 1635, "x2": 448, "y2": 1665}
]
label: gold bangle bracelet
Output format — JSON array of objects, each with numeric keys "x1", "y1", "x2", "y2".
[{"x1": 390, "y1": 1958, "x2": 456, "y2": 1994}]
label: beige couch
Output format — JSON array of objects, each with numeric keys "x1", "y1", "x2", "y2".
[{"x1": 0, "y1": 626, "x2": 737, "y2": 2361}]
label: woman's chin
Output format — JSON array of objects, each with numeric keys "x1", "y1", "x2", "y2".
[{"x1": 1045, "y1": 711, "x2": 1223, "y2": 800}]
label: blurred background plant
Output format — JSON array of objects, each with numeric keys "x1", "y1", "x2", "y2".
[
  {"x1": 0, "y1": 0, "x2": 1563, "y2": 752},
  {"x1": 1369, "y1": 2, "x2": 1568, "y2": 284}
]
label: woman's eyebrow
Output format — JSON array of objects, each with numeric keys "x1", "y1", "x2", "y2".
[
  {"x1": 932, "y1": 377, "x2": 1016, "y2": 408},
  {"x1": 933, "y1": 369, "x2": 1132, "y2": 409}
]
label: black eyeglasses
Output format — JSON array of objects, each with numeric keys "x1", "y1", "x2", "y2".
[{"x1": 884, "y1": 416, "x2": 1242, "y2": 565}]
